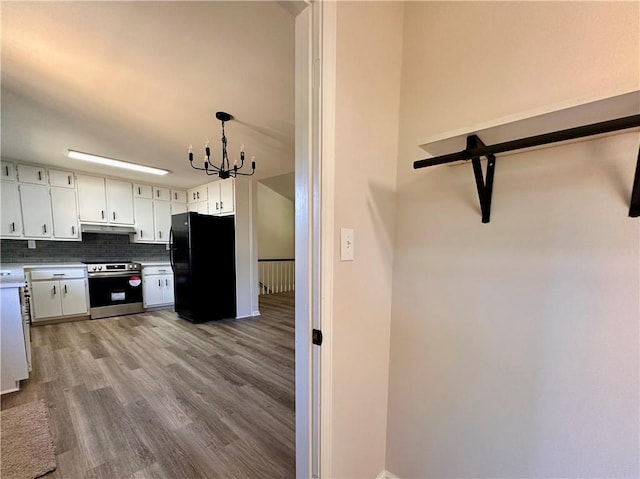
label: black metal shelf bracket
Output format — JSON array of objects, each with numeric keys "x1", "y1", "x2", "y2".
[
  {"x1": 414, "y1": 114, "x2": 640, "y2": 223},
  {"x1": 467, "y1": 135, "x2": 496, "y2": 223},
  {"x1": 628, "y1": 145, "x2": 640, "y2": 217}
]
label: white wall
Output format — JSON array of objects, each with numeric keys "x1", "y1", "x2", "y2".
[
  {"x1": 257, "y1": 182, "x2": 294, "y2": 259},
  {"x1": 386, "y1": 2, "x2": 640, "y2": 478},
  {"x1": 328, "y1": 2, "x2": 404, "y2": 477}
]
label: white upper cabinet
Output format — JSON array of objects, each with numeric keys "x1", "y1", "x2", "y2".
[
  {"x1": 219, "y1": 180, "x2": 234, "y2": 215},
  {"x1": 154, "y1": 201, "x2": 171, "y2": 242},
  {"x1": 16, "y1": 164, "x2": 47, "y2": 185},
  {"x1": 48, "y1": 169, "x2": 75, "y2": 188},
  {"x1": 171, "y1": 189, "x2": 187, "y2": 203},
  {"x1": 1, "y1": 182, "x2": 23, "y2": 236},
  {"x1": 153, "y1": 186, "x2": 170, "y2": 202},
  {"x1": 134, "y1": 183, "x2": 153, "y2": 199},
  {"x1": 207, "y1": 179, "x2": 235, "y2": 216},
  {"x1": 106, "y1": 179, "x2": 134, "y2": 225},
  {"x1": 51, "y1": 188, "x2": 79, "y2": 239},
  {"x1": 19, "y1": 184, "x2": 53, "y2": 238},
  {"x1": 1, "y1": 162, "x2": 16, "y2": 181},
  {"x1": 171, "y1": 202, "x2": 188, "y2": 215},
  {"x1": 77, "y1": 174, "x2": 107, "y2": 223},
  {"x1": 133, "y1": 198, "x2": 155, "y2": 243},
  {"x1": 188, "y1": 185, "x2": 207, "y2": 204}
]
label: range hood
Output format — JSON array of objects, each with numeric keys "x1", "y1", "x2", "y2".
[{"x1": 80, "y1": 224, "x2": 136, "y2": 235}]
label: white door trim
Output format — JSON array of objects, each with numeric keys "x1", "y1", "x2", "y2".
[
  {"x1": 295, "y1": 5, "x2": 314, "y2": 478},
  {"x1": 295, "y1": 1, "x2": 337, "y2": 477}
]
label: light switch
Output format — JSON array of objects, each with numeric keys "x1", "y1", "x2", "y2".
[{"x1": 340, "y1": 228, "x2": 354, "y2": 261}]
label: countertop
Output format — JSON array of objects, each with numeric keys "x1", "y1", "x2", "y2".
[
  {"x1": 0, "y1": 265, "x2": 26, "y2": 287},
  {"x1": 21, "y1": 263, "x2": 87, "y2": 269}
]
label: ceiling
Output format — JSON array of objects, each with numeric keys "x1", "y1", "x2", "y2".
[{"x1": 1, "y1": 1, "x2": 300, "y2": 189}]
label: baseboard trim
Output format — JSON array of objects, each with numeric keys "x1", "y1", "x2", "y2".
[
  {"x1": 376, "y1": 470, "x2": 400, "y2": 479},
  {"x1": 252, "y1": 310, "x2": 261, "y2": 317}
]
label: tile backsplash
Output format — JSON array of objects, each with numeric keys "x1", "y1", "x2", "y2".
[{"x1": 0, "y1": 233, "x2": 170, "y2": 264}]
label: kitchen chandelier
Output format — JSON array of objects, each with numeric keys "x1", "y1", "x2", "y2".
[{"x1": 188, "y1": 112, "x2": 256, "y2": 179}]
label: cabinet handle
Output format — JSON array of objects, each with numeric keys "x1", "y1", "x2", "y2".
[
  {"x1": 165, "y1": 279, "x2": 168, "y2": 287},
  {"x1": 52, "y1": 273, "x2": 66, "y2": 277},
  {"x1": 158, "y1": 279, "x2": 161, "y2": 287},
  {"x1": 220, "y1": 201, "x2": 223, "y2": 209},
  {"x1": 68, "y1": 175, "x2": 72, "y2": 185},
  {"x1": 113, "y1": 211, "x2": 116, "y2": 220},
  {"x1": 52, "y1": 285, "x2": 56, "y2": 295},
  {"x1": 216, "y1": 202, "x2": 219, "y2": 210},
  {"x1": 38, "y1": 171, "x2": 42, "y2": 181},
  {"x1": 158, "y1": 269, "x2": 167, "y2": 273},
  {"x1": 174, "y1": 192, "x2": 177, "y2": 200},
  {"x1": 138, "y1": 186, "x2": 141, "y2": 195},
  {"x1": 4, "y1": 166, "x2": 8, "y2": 176},
  {"x1": 71, "y1": 225, "x2": 75, "y2": 235},
  {"x1": 140, "y1": 229, "x2": 143, "y2": 238},
  {"x1": 101, "y1": 210, "x2": 105, "y2": 219},
  {"x1": 197, "y1": 192, "x2": 200, "y2": 199},
  {"x1": 43, "y1": 224, "x2": 47, "y2": 233},
  {"x1": 158, "y1": 230, "x2": 162, "y2": 239},
  {"x1": 64, "y1": 284, "x2": 68, "y2": 294},
  {"x1": 193, "y1": 192, "x2": 196, "y2": 200},
  {"x1": 11, "y1": 222, "x2": 15, "y2": 232},
  {"x1": 157, "y1": 190, "x2": 160, "y2": 198}
]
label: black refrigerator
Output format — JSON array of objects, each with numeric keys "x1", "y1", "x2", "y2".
[{"x1": 170, "y1": 212, "x2": 237, "y2": 323}]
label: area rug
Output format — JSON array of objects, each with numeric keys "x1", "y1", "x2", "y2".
[{"x1": 1, "y1": 400, "x2": 56, "y2": 478}]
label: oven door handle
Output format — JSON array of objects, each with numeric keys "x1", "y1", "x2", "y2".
[{"x1": 87, "y1": 272, "x2": 140, "y2": 279}]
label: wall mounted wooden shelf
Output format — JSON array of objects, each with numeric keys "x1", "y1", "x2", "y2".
[{"x1": 414, "y1": 90, "x2": 640, "y2": 223}]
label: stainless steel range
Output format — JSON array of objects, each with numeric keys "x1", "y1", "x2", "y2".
[{"x1": 84, "y1": 261, "x2": 144, "y2": 319}]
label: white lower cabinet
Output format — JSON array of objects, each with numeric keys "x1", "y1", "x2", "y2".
[
  {"x1": 28, "y1": 268, "x2": 88, "y2": 322},
  {"x1": 143, "y1": 265, "x2": 174, "y2": 308}
]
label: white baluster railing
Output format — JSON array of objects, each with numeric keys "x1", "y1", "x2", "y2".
[{"x1": 258, "y1": 259, "x2": 295, "y2": 295}]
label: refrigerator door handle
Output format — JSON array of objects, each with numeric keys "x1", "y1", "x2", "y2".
[{"x1": 169, "y1": 227, "x2": 174, "y2": 270}]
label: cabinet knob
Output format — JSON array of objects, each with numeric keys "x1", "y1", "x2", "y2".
[{"x1": 101, "y1": 210, "x2": 105, "y2": 219}]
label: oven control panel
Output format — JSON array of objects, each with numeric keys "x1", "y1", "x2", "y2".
[{"x1": 86, "y1": 262, "x2": 142, "y2": 274}]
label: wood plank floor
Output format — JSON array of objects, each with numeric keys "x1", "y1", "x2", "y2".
[{"x1": 1, "y1": 292, "x2": 295, "y2": 478}]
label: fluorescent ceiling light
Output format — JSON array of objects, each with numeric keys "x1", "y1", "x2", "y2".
[{"x1": 66, "y1": 150, "x2": 170, "y2": 176}]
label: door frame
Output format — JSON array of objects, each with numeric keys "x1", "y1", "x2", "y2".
[{"x1": 295, "y1": 1, "x2": 337, "y2": 477}]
